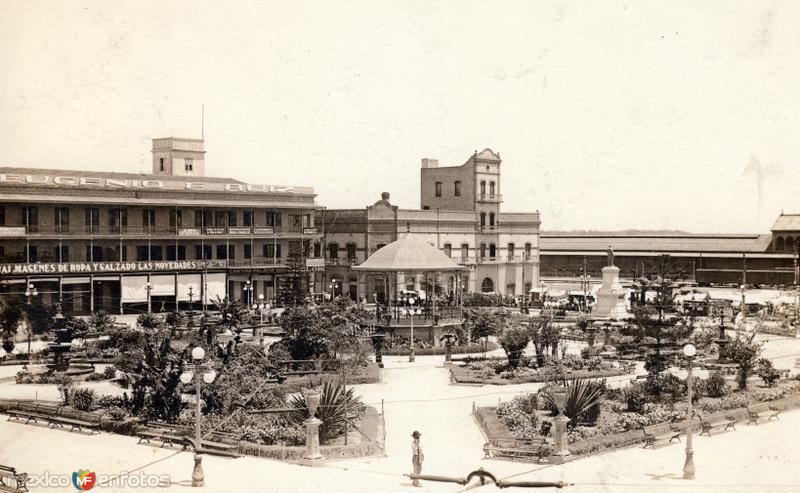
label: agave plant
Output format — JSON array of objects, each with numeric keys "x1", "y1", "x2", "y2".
[
  {"x1": 289, "y1": 379, "x2": 364, "y2": 444},
  {"x1": 541, "y1": 378, "x2": 606, "y2": 428}
]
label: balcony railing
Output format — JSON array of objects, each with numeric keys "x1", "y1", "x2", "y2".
[
  {"x1": 477, "y1": 194, "x2": 502, "y2": 203},
  {"x1": 0, "y1": 224, "x2": 319, "y2": 237}
]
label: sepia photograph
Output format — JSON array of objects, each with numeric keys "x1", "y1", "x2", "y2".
[{"x1": 1, "y1": 1, "x2": 799, "y2": 491}]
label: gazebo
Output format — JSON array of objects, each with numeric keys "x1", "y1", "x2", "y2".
[{"x1": 352, "y1": 233, "x2": 466, "y2": 357}]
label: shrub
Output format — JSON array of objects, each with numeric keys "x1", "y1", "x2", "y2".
[
  {"x1": 497, "y1": 326, "x2": 529, "y2": 369},
  {"x1": 289, "y1": 379, "x2": 364, "y2": 444},
  {"x1": 703, "y1": 371, "x2": 728, "y2": 398},
  {"x1": 623, "y1": 383, "x2": 647, "y2": 413},
  {"x1": 541, "y1": 379, "x2": 607, "y2": 427},
  {"x1": 756, "y1": 358, "x2": 781, "y2": 387},
  {"x1": 70, "y1": 388, "x2": 96, "y2": 411},
  {"x1": 102, "y1": 365, "x2": 117, "y2": 379},
  {"x1": 85, "y1": 372, "x2": 107, "y2": 382},
  {"x1": 56, "y1": 375, "x2": 73, "y2": 405},
  {"x1": 496, "y1": 395, "x2": 539, "y2": 439},
  {"x1": 752, "y1": 387, "x2": 790, "y2": 402},
  {"x1": 539, "y1": 420, "x2": 552, "y2": 437}
]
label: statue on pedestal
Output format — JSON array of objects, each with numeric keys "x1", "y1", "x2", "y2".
[{"x1": 606, "y1": 245, "x2": 614, "y2": 267}]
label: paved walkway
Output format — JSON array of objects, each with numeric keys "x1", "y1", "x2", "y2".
[{"x1": 1, "y1": 337, "x2": 800, "y2": 491}]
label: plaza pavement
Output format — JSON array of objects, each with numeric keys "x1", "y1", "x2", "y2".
[{"x1": 1, "y1": 336, "x2": 799, "y2": 492}]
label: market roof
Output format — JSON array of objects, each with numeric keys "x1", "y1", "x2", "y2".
[
  {"x1": 771, "y1": 214, "x2": 800, "y2": 232},
  {"x1": 352, "y1": 233, "x2": 464, "y2": 272},
  {"x1": 540, "y1": 233, "x2": 773, "y2": 254}
]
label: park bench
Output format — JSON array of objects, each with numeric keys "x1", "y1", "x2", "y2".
[
  {"x1": 767, "y1": 405, "x2": 781, "y2": 421},
  {"x1": 0, "y1": 465, "x2": 28, "y2": 493},
  {"x1": 483, "y1": 437, "x2": 550, "y2": 462},
  {"x1": 745, "y1": 406, "x2": 780, "y2": 425},
  {"x1": 695, "y1": 412, "x2": 736, "y2": 436},
  {"x1": 7, "y1": 402, "x2": 100, "y2": 434},
  {"x1": 641, "y1": 425, "x2": 682, "y2": 449},
  {"x1": 137, "y1": 423, "x2": 240, "y2": 457}
]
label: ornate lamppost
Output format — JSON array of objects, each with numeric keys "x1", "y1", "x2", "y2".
[
  {"x1": 179, "y1": 347, "x2": 218, "y2": 487},
  {"x1": 408, "y1": 297, "x2": 421, "y2": 363},
  {"x1": 682, "y1": 343, "x2": 697, "y2": 480},
  {"x1": 243, "y1": 280, "x2": 253, "y2": 307},
  {"x1": 145, "y1": 281, "x2": 153, "y2": 314},
  {"x1": 24, "y1": 283, "x2": 38, "y2": 365}
]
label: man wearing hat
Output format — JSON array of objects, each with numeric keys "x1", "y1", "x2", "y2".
[{"x1": 411, "y1": 430, "x2": 424, "y2": 487}]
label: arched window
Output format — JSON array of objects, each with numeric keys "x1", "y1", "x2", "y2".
[
  {"x1": 346, "y1": 242, "x2": 357, "y2": 260},
  {"x1": 443, "y1": 243, "x2": 452, "y2": 257},
  {"x1": 489, "y1": 213, "x2": 495, "y2": 227},
  {"x1": 776, "y1": 237, "x2": 785, "y2": 251},
  {"x1": 454, "y1": 181, "x2": 461, "y2": 197},
  {"x1": 506, "y1": 283, "x2": 516, "y2": 296},
  {"x1": 507, "y1": 243, "x2": 515, "y2": 259},
  {"x1": 481, "y1": 277, "x2": 494, "y2": 293},
  {"x1": 489, "y1": 243, "x2": 496, "y2": 259},
  {"x1": 480, "y1": 243, "x2": 487, "y2": 259},
  {"x1": 435, "y1": 182, "x2": 442, "y2": 197},
  {"x1": 524, "y1": 242, "x2": 532, "y2": 259},
  {"x1": 328, "y1": 242, "x2": 339, "y2": 259},
  {"x1": 480, "y1": 212, "x2": 486, "y2": 227},
  {"x1": 461, "y1": 243, "x2": 469, "y2": 260},
  {"x1": 480, "y1": 180, "x2": 486, "y2": 196},
  {"x1": 489, "y1": 181, "x2": 495, "y2": 196},
  {"x1": 787, "y1": 237, "x2": 795, "y2": 253}
]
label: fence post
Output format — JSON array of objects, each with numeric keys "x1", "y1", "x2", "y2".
[
  {"x1": 472, "y1": 401, "x2": 476, "y2": 414},
  {"x1": 381, "y1": 398, "x2": 384, "y2": 415}
]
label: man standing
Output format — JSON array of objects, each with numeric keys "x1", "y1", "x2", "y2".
[{"x1": 411, "y1": 430, "x2": 424, "y2": 487}]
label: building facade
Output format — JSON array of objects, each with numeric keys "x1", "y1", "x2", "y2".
[
  {"x1": 540, "y1": 213, "x2": 800, "y2": 286},
  {"x1": 322, "y1": 149, "x2": 541, "y2": 301},
  {"x1": 0, "y1": 138, "x2": 324, "y2": 315}
]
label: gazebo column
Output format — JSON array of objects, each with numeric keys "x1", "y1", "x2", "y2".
[
  {"x1": 358, "y1": 273, "x2": 366, "y2": 303},
  {"x1": 468, "y1": 267, "x2": 477, "y2": 292},
  {"x1": 413, "y1": 273, "x2": 421, "y2": 291},
  {"x1": 396, "y1": 272, "x2": 406, "y2": 298}
]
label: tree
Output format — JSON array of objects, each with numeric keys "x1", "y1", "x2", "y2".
[
  {"x1": 528, "y1": 316, "x2": 555, "y2": 367},
  {"x1": 497, "y1": 326, "x2": 529, "y2": 368},
  {"x1": 278, "y1": 250, "x2": 310, "y2": 306},
  {"x1": 463, "y1": 308, "x2": 510, "y2": 343},
  {"x1": 726, "y1": 335, "x2": 761, "y2": 390},
  {"x1": 278, "y1": 300, "x2": 368, "y2": 363},
  {"x1": 136, "y1": 312, "x2": 162, "y2": 331},
  {"x1": 0, "y1": 301, "x2": 23, "y2": 352},
  {"x1": 22, "y1": 303, "x2": 56, "y2": 336}
]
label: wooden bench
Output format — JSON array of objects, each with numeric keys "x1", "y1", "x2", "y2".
[
  {"x1": 483, "y1": 437, "x2": 550, "y2": 462},
  {"x1": 7, "y1": 403, "x2": 100, "y2": 434},
  {"x1": 746, "y1": 407, "x2": 768, "y2": 425},
  {"x1": 137, "y1": 423, "x2": 240, "y2": 457},
  {"x1": 0, "y1": 465, "x2": 28, "y2": 493},
  {"x1": 767, "y1": 405, "x2": 780, "y2": 421},
  {"x1": 641, "y1": 425, "x2": 682, "y2": 449},
  {"x1": 696, "y1": 412, "x2": 736, "y2": 436}
]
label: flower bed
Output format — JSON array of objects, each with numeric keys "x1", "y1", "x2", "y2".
[
  {"x1": 472, "y1": 379, "x2": 800, "y2": 461},
  {"x1": 381, "y1": 341, "x2": 499, "y2": 356},
  {"x1": 451, "y1": 356, "x2": 627, "y2": 385}
]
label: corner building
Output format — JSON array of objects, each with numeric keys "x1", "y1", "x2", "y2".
[{"x1": 0, "y1": 137, "x2": 324, "y2": 315}]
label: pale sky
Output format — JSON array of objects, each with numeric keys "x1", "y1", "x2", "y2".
[{"x1": 1, "y1": 1, "x2": 799, "y2": 233}]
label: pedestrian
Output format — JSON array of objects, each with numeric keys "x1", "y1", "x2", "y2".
[{"x1": 411, "y1": 430, "x2": 423, "y2": 487}]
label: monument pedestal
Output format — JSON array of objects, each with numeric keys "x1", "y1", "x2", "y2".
[{"x1": 594, "y1": 266, "x2": 629, "y2": 319}]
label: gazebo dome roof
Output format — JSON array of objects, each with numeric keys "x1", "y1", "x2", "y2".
[{"x1": 352, "y1": 234, "x2": 464, "y2": 272}]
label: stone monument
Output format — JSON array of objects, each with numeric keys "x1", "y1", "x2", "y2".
[{"x1": 594, "y1": 246, "x2": 629, "y2": 319}]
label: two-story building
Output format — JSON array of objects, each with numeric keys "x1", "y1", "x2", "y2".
[
  {"x1": 321, "y1": 149, "x2": 541, "y2": 301},
  {"x1": 0, "y1": 137, "x2": 324, "y2": 315}
]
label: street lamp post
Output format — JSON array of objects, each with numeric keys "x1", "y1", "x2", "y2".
[
  {"x1": 683, "y1": 343, "x2": 697, "y2": 480},
  {"x1": 179, "y1": 347, "x2": 217, "y2": 488},
  {"x1": 187, "y1": 286, "x2": 194, "y2": 311},
  {"x1": 408, "y1": 297, "x2": 421, "y2": 363},
  {"x1": 145, "y1": 281, "x2": 153, "y2": 314},
  {"x1": 24, "y1": 283, "x2": 38, "y2": 365},
  {"x1": 243, "y1": 280, "x2": 253, "y2": 307},
  {"x1": 328, "y1": 279, "x2": 338, "y2": 300}
]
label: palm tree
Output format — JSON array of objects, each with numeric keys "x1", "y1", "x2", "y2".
[{"x1": 88, "y1": 310, "x2": 116, "y2": 333}]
